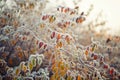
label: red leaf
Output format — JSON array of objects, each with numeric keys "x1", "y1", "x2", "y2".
[{"x1": 39, "y1": 42, "x2": 44, "y2": 48}]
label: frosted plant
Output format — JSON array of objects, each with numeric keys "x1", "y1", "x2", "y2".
[
  {"x1": 0, "y1": 0, "x2": 120, "y2": 80},
  {"x1": 36, "y1": 68, "x2": 49, "y2": 80}
]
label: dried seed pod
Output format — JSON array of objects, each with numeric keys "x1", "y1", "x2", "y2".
[
  {"x1": 75, "y1": 6, "x2": 79, "y2": 9},
  {"x1": 106, "y1": 38, "x2": 111, "y2": 43},
  {"x1": 81, "y1": 12, "x2": 84, "y2": 15}
]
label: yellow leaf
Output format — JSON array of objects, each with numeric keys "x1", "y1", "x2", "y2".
[
  {"x1": 23, "y1": 65, "x2": 27, "y2": 72},
  {"x1": 28, "y1": 62, "x2": 33, "y2": 71},
  {"x1": 15, "y1": 68, "x2": 20, "y2": 76},
  {"x1": 77, "y1": 74, "x2": 81, "y2": 80},
  {"x1": 60, "y1": 64, "x2": 65, "y2": 70},
  {"x1": 29, "y1": 3, "x2": 34, "y2": 9},
  {"x1": 60, "y1": 70, "x2": 66, "y2": 76},
  {"x1": 50, "y1": 75, "x2": 56, "y2": 80},
  {"x1": 49, "y1": 16, "x2": 56, "y2": 23},
  {"x1": 67, "y1": 76, "x2": 72, "y2": 80},
  {"x1": 58, "y1": 61, "x2": 63, "y2": 68},
  {"x1": 54, "y1": 73, "x2": 59, "y2": 79},
  {"x1": 40, "y1": 23, "x2": 45, "y2": 28},
  {"x1": 59, "y1": 42, "x2": 63, "y2": 48},
  {"x1": 53, "y1": 67, "x2": 58, "y2": 73},
  {"x1": 85, "y1": 50, "x2": 89, "y2": 55},
  {"x1": 56, "y1": 41, "x2": 63, "y2": 48}
]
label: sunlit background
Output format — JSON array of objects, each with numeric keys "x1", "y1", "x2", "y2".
[{"x1": 46, "y1": 0, "x2": 120, "y2": 36}]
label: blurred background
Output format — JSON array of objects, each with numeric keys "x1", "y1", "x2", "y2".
[{"x1": 46, "y1": 0, "x2": 120, "y2": 36}]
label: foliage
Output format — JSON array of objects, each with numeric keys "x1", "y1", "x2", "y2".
[{"x1": 0, "y1": 0, "x2": 120, "y2": 80}]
